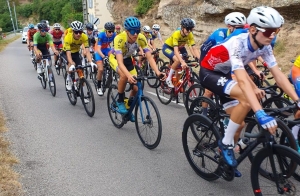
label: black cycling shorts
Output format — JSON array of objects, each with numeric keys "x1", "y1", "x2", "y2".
[{"x1": 61, "y1": 51, "x2": 82, "y2": 66}]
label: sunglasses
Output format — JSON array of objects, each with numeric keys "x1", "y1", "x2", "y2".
[
  {"x1": 256, "y1": 27, "x2": 280, "y2": 38},
  {"x1": 74, "y1": 31, "x2": 83, "y2": 35},
  {"x1": 107, "y1": 30, "x2": 115, "y2": 33},
  {"x1": 40, "y1": 29, "x2": 48, "y2": 32},
  {"x1": 144, "y1": 32, "x2": 150, "y2": 34},
  {"x1": 54, "y1": 29, "x2": 60, "y2": 31},
  {"x1": 185, "y1": 27, "x2": 193, "y2": 32},
  {"x1": 128, "y1": 28, "x2": 141, "y2": 35},
  {"x1": 153, "y1": 28, "x2": 159, "y2": 31}
]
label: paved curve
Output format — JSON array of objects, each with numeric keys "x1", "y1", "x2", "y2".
[{"x1": 0, "y1": 38, "x2": 255, "y2": 196}]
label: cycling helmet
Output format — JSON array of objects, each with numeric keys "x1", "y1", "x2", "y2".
[
  {"x1": 104, "y1": 22, "x2": 115, "y2": 31},
  {"x1": 86, "y1": 23, "x2": 93, "y2": 30},
  {"x1": 124, "y1": 16, "x2": 141, "y2": 30},
  {"x1": 191, "y1": 19, "x2": 196, "y2": 26},
  {"x1": 28, "y1": 24, "x2": 34, "y2": 29},
  {"x1": 247, "y1": 6, "x2": 282, "y2": 28},
  {"x1": 115, "y1": 25, "x2": 121, "y2": 30},
  {"x1": 225, "y1": 12, "x2": 246, "y2": 26},
  {"x1": 280, "y1": 15, "x2": 285, "y2": 25},
  {"x1": 37, "y1": 23, "x2": 47, "y2": 30},
  {"x1": 180, "y1": 18, "x2": 195, "y2": 28},
  {"x1": 70, "y1": 21, "x2": 83, "y2": 31},
  {"x1": 152, "y1": 24, "x2": 160, "y2": 30},
  {"x1": 142, "y1": 25, "x2": 151, "y2": 33},
  {"x1": 53, "y1": 23, "x2": 61, "y2": 28}
]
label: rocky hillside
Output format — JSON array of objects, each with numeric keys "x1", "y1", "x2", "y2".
[{"x1": 107, "y1": 0, "x2": 300, "y2": 74}]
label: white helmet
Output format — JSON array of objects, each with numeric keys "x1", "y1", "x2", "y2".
[
  {"x1": 280, "y1": 15, "x2": 284, "y2": 25},
  {"x1": 152, "y1": 24, "x2": 160, "y2": 30},
  {"x1": 53, "y1": 23, "x2": 61, "y2": 28},
  {"x1": 191, "y1": 19, "x2": 196, "y2": 26},
  {"x1": 247, "y1": 6, "x2": 282, "y2": 28},
  {"x1": 71, "y1": 21, "x2": 83, "y2": 31},
  {"x1": 142, "y1": 25, "x2": 152, "y2": 33},
  {"x1": 225, "y1": 12, "x2": 246, "y2": 26}
]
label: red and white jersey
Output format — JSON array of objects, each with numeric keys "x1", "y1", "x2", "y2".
[
  {"x1": 201, "y1": 33, "x2": 277, "y2": 74},
  {"x1": 50, "y1": 29, "x2": 64, "y2": 42}
]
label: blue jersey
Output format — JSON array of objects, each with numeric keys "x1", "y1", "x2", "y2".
[
  {"x1": 271, "y1": 35, "x2": 277, "y2": 49},
  {"x1": 97, "y1": 31, "x2": 116, "y2": 49}
]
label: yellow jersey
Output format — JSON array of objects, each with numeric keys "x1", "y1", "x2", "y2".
[
  {"x1": 113, "y1": 31, "x2": 150, "y2": 59},
  {"x1": 63, "y1": 32, "x2": 89, "y2": 53},
  {"x1": 294, "y1": 55, "x2": 300, "y2": 68},
  {"x1": 64, "y1": 28, "x2": 72, "y2": 36},
  {"x1": 164, "y1": 30, "x2": 195, "y2": 48}
]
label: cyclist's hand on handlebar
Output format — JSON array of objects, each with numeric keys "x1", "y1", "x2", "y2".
[
  {"x1": 181, "y1": 62, "x2": 187, "y2": 69},
  {"x1": 69, "y1": 64, "x2": 75, "y2": 72},
  {"x1": 156, "y1": 72, "x2": 166, "y2": 81},
  {"x1": 254, "y1": 88, "x2": 265, "y2": 100},
  {"x1": 255, "y1": 110, "x2": 277, "y2": 135},
  {"x1": 127, "y1": 75, "x2": 137, "y2": 84},
  {"x1": 53, "y1": 50, "x2": 59, "y2": 56},
  {"x1": 103, "y1": 56, "x2": 109, "y2": 65}
]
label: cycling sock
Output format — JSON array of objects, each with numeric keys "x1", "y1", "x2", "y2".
[
  {"x1": 97, "y1": 80, "x2": 102, "y2": 88},
  {"x1": 117, "y1": 92, "x2": 125, "y2": 103},
  {"x1": 202, "y1": 108, "x2": 208, "y2": 116},
  {"x1": 167, "y1": 69, "x2": 175, "y2": 81},
  {"x1": 292, "y1": 125, "x2": 300, "y2": 140},
  {"x1": 222, "y1": 120, "x2": 240, "y2": 146}
]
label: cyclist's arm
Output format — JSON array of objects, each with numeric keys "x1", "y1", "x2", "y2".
[
  {"x1": 116, "y1": 53, "x2": 131, "y2": 77},
  {"x1": 174, "y1": 46, "x2": 185, "y2": 64},
  {"x1": 248, "y1": 60, "x2": 262, "y2": 76},
  {"x1": 270, "y1": 65, "x2": 299, "y2": 101},
  {"x1": 190, "y1": 45, "x2": 200, "y2": 59},
  {"x1": 27, "y1": 32, "x2": 31, "y2": 46},
  {"x1": 66, "y1": 51, "x2": 75, "y2": 65},
  {"x1": 33, "y1": 35, "x2": 40, "y2": 55}
]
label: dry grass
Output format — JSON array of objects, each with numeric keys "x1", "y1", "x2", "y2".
[{"x1": 0, "y1": 35, "x2": 21, "y2": 52}]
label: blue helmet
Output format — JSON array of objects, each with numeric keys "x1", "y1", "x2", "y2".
[
  {"x1": 124, "y1": 16, "x2": 141, "y2": 30},
  {"x1": 28, "y1": 24, "x2": 34, "y2": 29}
]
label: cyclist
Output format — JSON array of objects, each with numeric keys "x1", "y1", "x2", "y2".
[
  {"x1": 115, "y1": 25, "x2": 121, "y2": 35},
  {"x1": 33, "y1": 23, "x2": 58, "y2": 84},
  {"x1": 199, "y1": 6, "x2": 300, "y2": 169},
  {"x1": 49, "y1": 23, "x2": 64, "y2": 69},
  {"x1": 137, "y1": 25, "x2": 153, "y2": 67},
  {"x1": 162, "y1": 18, "x2": 200, "y2": 88},
  {"x1": 94, "y1": 22, "x2": 116, "y2": 96},
  {"x1": 150, "y1": 24, "x2": 163, "y2": 45},
  {"x1": 81, "y1": 23, "x2": 97, "y2": 67},
  {"x1": 27, "y1": 24, "x2": 37, "y2": 58},
  {"x1": 62, "y1": 21, "x2": 96, "y2": 91},
  {"x1": 109, "y1": 16, "x2": 165, "y2": 121}
]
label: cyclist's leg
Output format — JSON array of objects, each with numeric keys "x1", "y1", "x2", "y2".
[
  {"x1": 94, "y1": 52, "x2": 104, "y2": 94},
  {"x1": 162, "y1": 44, "x2": 179, "y2": 88},
  {"x1": 202, "y1": 89, "x2": 213, "y2": 116}
]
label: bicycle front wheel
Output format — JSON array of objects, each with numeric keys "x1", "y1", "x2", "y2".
[
  {"x1": 155, "y1": 66, "x2": 172, "y2": 105},
  {"x1": 40, "y1": 73, "x2": 46, "y2": 89},
  {"x1": 107, "y1": 84, "x2": 124, "y2": 128},
  {"x1": 80, "y1": 78, "x2": 95, "y2": 117},
  {"x1": 48, "y1": 68, "x2": 56, "y2": 97},
  {"x1": 135, "y1": 96, "x2": 162, "y2": 149},
  {"x1": 251, "y1": 144, "x2": 300, "y2": 196}
]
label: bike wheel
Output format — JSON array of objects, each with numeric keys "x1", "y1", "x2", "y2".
[
  {"x1": 184, "y1": 83, "x2": 205, "y2": 114},
  {"x1": 65, "y1": 73, "x2": 77, "y2": 105},
  {"x1": 107, "y1": 84, "x2": 124, "y2": 128},
  {"x1": 262, "y1": 96, "x2": 293, "y2": 109},
  {"x1": 55, "y1": 59, "x2": 61, "y2": 75},
  {"x1": 33, "y1": 59, "x2": 37, "y2": 70},
  {"x1": 188, "y1": 96, "x2": 217, "y2": 118},
  {"x1": 156, "y1": 58, "x2": 164, "y2": 70},
  {"x1": 135, "y1": 96, "x2": 162, "y2": 149},
  {"x1": 246, "y1": 119, "x2": 297, "y2": 179},
  {"x1": 251, "y1": 144, "x2": 300, "y2": 196},
  {"x1": 80, "y1": 78, "x2": 95, "y2": 117},
  {"x1": 40, "y1": 73, "x2": 46, "y2": 89},
  {"x1": 155, "y1": 66, "x2": 172, "y2": 105},
  {"x1": 146, "y1": 64, "x2": 158, "y2": 88},
  {"x1": 182, "y1": 114, "x2": 222, "y2": 181},
  {"x1": 48, "y1": 67, "x2": 56, "y2": 97}
]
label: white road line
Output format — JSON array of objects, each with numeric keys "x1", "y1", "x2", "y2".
[{"x1": 146, "y1": 91, "x2": 185, "y2": 107}]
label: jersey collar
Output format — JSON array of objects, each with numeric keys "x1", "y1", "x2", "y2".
[{"x1": 247, "y1": 35, "x2": 255, "y2": 52}]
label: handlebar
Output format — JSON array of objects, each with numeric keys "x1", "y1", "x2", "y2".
[
  {"x1": 264, "y1": 104, "x2": 296, "y2": 118},
  {"x1": 259, "y1": 85, "x2": 283, "y2": 98}
]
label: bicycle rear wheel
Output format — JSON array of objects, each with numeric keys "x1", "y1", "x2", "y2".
[
  {"x1": 40, "y1": 73, "x2": 46, "y2": 89},
  {"x1": 61, "y1": 62, "x2": 67, "y2": 79},
  {"x1": 251, "y1": 144, "x2": 300, "y2": 196},
  {"x1": 135, "y1": 96, "x2": 162, "y2": 149},
  {"x1": 107, "y1": 84, "x2": 125, "y2": 128},
  {"x1": 156, "y1": 58, "x2": 164, "y2": 70},
  {"x1": 182, "y1": 114, "x2": 222, "y2": 181},
  {"x1": 80, "y1": 78, "x2": 95, "y2": 117},
  {"x1": 155, "y1": 66, "x2": 172, "y2": 105},
  {"x1": 184, "y1": 83, "x2": 204, "y2": 114},
  {"x1": 48, "y1": 67, "x2": 56, "y2": 97},
  {"x1": 188, "y1": 96, "x2": 217, "y2": 118}
]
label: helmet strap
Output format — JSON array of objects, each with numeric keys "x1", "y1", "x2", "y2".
[{"x1": 252, "y1": 31, "x2": 264, "y2": 50}]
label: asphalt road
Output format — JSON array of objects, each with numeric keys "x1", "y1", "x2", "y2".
[{"x1": 0, "y1": 38, "x2": 256, "y2": 196}]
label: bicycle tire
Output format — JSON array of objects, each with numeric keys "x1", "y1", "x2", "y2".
[
  {"x1": 262, "y1": 96, "x2": 293, "y2": 109},
  {"x1": 80, "y1": 78, "x2": 95, "y2": 117},
  {"x1": 245, "y1": 118, "x2": 297, "y2": 179},
  {"x1": 33, "y1": 59, "x2": 37, "y2": 70},
  {"x1": 65, "y1": 73, "x2": 77, "y2": 105},
  {"x1": 135, "y1": 96, "x2": 162, "y2": 149},
  {"x1": 155, "y1": 66, "x2": 172, "y2": 105},
  {"x1": 55, "y1": 59, "x2": 61, "y2": 75},
  {"x1": 40, "y1": 73, "x2": 46, "y2": 89},
  {"x1": 48, "y1": 67, "x2": 56, "y2": 97},
  {"x1": 251, "y1": 144, "x2": 300, "y2": 196},
  {"x1": 156, "y1": 58, "x2": 164, "y2": 70},
  {"x1": 107, "y1": 84, "x2": 125, "y2": 128},
  {"x1": 188, "y1": 96, "x2": 217, "y2": 119},
  {"x1": 184, "y1": 83, "x2": 205, "y2": 114},
  {"x1": 182, "y1": 114, "x2": 222, "y2": 181}
]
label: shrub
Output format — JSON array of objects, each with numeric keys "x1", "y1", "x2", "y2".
[{"x1": 135, "y1": 0, "x2": 156, "y2": 15}]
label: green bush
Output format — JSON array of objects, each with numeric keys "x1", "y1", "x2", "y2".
[
  {"x1": 17, "y1": 4, "x2": 33, "y2": 18},
  {"x1": 135, "y1": 0, "x2": 157, "y2": 15}
]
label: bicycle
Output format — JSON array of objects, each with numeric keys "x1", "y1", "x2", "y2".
[
  {"x1": 54, "y1": 51, "x2": 67, "y2": 77},
  {"x1": 37, "y1": 54, "x2": 56, "y2": 97},
  {"x1": 156, "y1": 58, "x2": 200, "y2": 105},
  {"x1": 107, "y1": 75, "x2": 163, "y2": 149},
  {"x1": 182, "y1": 104, "x2": 300, "y2": 195},
  {"x1": 64, "y1": 64, "x2": 95, "y2": 117}
]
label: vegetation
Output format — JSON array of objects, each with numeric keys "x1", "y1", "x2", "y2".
[{"x1": 135, "y1": 0, "x2": 158, "y2": 15}]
